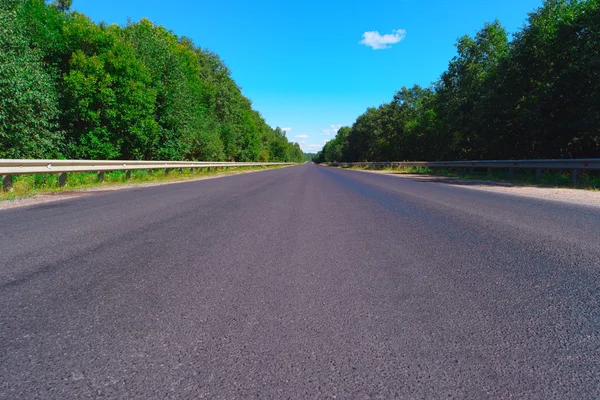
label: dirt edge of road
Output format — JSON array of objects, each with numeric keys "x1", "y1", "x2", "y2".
[{"x1": 344, "y1": 168, "x2": 600, "y2": 207}]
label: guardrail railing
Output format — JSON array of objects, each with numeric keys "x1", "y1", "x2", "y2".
[
  {"x1": 0, "y1": 159, "x2": 294, "y2": 190},
  {"x1": 327, "y1": 159, "x2": 600, "y2": 184}
]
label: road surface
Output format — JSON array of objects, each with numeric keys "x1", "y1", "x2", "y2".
[{"x1": 1, "y1": 163, "x2": 599, "y2": 399}]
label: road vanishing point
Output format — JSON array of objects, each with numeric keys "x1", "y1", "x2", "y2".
[{"x1": 1, "y1": 163, "x2": 599, "y2": 399}]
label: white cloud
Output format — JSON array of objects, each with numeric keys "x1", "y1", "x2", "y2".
[
  {"x1": 295, "y1": 134, "x2": 309, "y2": 139},
  {"x1": 281, "y1": 127, "x2": 292, "y2": 132},
  {"x1": 322, "y1": 124, "x2": 342, "y2": 135},
  {"x1": 305, "y1": 144, "x2": 323, "y2": 149},
  {"x1": 359, "y1": 29, "x2": 406, "y2": 50}
]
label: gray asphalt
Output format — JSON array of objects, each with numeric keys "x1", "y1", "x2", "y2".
[{"x1": 1, "y1": 163, "x2": 599, "y2": 399}]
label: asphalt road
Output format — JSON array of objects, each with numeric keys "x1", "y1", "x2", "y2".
[{"x1": 1, "y1": 163, "x2": 599, "y2": 399}]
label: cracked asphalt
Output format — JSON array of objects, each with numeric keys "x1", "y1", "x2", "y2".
[{"x1": 1, "y1": 163, "x2": 599, "y2": 399}]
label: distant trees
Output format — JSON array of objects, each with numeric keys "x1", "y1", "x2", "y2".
[
  {"x1": 315, "y1": 0, "x2": 600, "y2": 163},
  {"x1": 0, "y1": 0, "x2": 304, "y2": 163},
  {"x1": 303, "y1": 153, "x2": 316, "y2": 162}
]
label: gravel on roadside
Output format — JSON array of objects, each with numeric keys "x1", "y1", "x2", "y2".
[{"x1": 354, "y1": 169, "x2": 600, "y2": 207}]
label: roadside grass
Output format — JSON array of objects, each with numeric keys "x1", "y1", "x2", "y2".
[
  {"x1": 338, "y1": 164, "x2": 600, "y2": 190},
  {"x1": 0, "y1": 165, "x2": 286, "y2": 201}
]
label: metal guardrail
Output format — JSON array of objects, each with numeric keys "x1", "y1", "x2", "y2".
[
  {"x1": 327, "y1": 159, "x2": 600, "y2": 183},
  {"x1": 0, "y1": 159, "x2": 294, "y2": 190}
]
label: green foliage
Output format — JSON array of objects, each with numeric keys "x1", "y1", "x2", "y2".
[
  {"x1": 123, "y1": 20, "x2": 214, "y2": 160},
  {"x1": 61, "y1": 13, "x2": 160, "y2": 159},
  {"x1": 0, "y1": 0, "x2": 63, "y2": 158},
  {"x1": 317, "y1": 0, "x2": 600, "y2": 163},
  {"x1": 502, "y1": 0, "x2": 600, "y2": 158},
  {"x1": 1, "y1": 0, "x2": 303, "y2": 163},
  {"x1": 436, "y1": 20, "x2": 509, "y2": 160}
]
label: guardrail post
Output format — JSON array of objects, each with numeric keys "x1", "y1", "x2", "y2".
[
  {"x1": 508, "y1": 167, "x2": 514, "y2": 178},
  {"x1": 190, "y1": 168, "x2": 194, "y2": 173},
  {"x1": 469, "y1": 167, "x2": 474, "y2": 174},
  {"x1": 148, "y1": 169, "x2": 153, "y2": 176},
  {"x1": 2, "y1": 175, "x2": 13, "y2": 191},
  {"x1": 572, "y1": 169, "x2": 578, "y2": 184},
  {"x1": 97, "y1": 171, "x2": 104, "y2": 182},
  {"x1": 126, "y1": 170, "x2": 131, "y2": 180},
  {"x1": 178, "y1": 168, "x2": 183, "y2": 174},
  {"x1": 535, "y1": 169, "x2": 542, "y2": 181},
  {"x1": 487, "y1": 167, "x2": 492, "y2": 177},
  {"x1": 58, "y1": 173, "x2": 67, "y2": 187},
  {"x1": 164, "y1": 168, "x2": 170, "y2": 176}
]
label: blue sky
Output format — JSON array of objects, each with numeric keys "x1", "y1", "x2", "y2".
[{"x1": 72, "y1": 0, "x2": 543, "y2": 153}]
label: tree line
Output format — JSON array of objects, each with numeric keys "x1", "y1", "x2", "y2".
[
  {"x1": 0, "y1": 0, "x2": 305, "y2": 163},
  {"x1": 315, "y1": 0, "x2": 599, "y2": 163}
]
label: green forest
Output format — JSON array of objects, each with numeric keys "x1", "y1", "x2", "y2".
[
  {"x1": 316, "y1": 0, "x2": 600, "y2": 163},
  {"x1": 0, "y1": 0, "x2": 305, "y2": 163}
]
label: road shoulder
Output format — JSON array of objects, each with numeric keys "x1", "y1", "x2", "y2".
[
  {"x1": 0, "y1": 167, "x2": 287, "y2": 211},
  {"x1": 340, "y1": 168, "x2": 600, "y2": 208}
]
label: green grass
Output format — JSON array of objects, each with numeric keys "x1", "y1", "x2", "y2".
[
  {"x1": 338, "y1": 164, "x2": 600, "y2": 190},
  {"x1": 0, "y1": 165, "x2": 286, "y2": 201}
]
